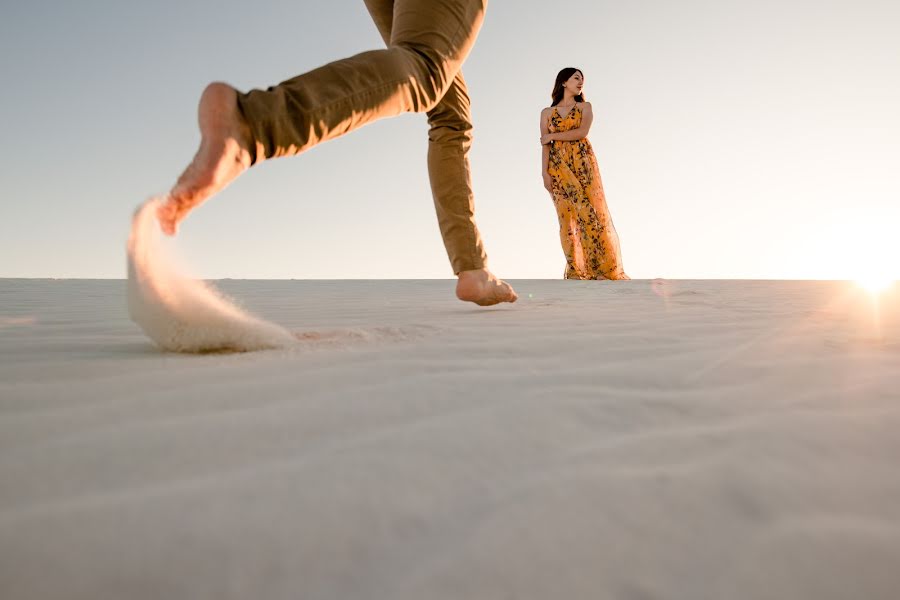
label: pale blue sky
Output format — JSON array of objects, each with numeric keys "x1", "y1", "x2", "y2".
[{"x1": 1, "y1": 0, "x2": 898, "y2": 279}]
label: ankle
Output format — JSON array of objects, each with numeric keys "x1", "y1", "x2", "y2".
[
  {"x1": 232, "y1": 110, "x2": 255, "y2": 167},
  {"x1": 457, "y1": 268, "x2": 490, "y2": 280}
]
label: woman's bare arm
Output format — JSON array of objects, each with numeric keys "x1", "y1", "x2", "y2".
[
  {"x1": 540, "y1": 108, "x2": 552, "y2": 175},
  {"x1": 540, "y1": 108, "x2": 553, "y2": 192}
]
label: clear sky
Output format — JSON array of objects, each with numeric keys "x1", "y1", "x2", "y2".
[{"x1": 1, "y1": 0, "x2": 898, "y2": 280}]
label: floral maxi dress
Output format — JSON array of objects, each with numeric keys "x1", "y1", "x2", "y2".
[{"x1": 547, "y1": 104, "x2": 628, "y2": 280}]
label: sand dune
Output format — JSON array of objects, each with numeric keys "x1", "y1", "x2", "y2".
[{"x1": 1, "y1": 278, "x2": 898, "y2": 599}]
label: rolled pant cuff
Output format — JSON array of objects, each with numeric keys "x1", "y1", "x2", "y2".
[{"x1": 451, "y1": 254, "x2": 487, "y2": 275}]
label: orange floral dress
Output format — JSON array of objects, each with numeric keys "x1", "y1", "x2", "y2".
[{"x1": 547, "y1": 104, "x2": 628, "y2": 280}]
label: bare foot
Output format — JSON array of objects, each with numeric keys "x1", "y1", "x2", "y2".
[
  {"x1": 157, "y1": 82, "x2": 253, "y2": 235},
  {"x1": 456, "y1": 269, "x2": 518, "y2": 306}
]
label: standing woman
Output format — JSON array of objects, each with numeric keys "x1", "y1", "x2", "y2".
[{"x1": 541, "y1": 68, "x2": 628, "y2": 280}]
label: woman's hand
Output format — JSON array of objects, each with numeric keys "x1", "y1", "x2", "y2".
[
  {"x1": 540, "y1": 133, "x2": 555, "y2": 145},
  {"x1": 543, "y1": 172, "x2": 554, "y2": 193}
]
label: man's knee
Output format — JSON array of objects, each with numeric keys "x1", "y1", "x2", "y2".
[
  {"x1": 427, "y1": 82, "x2": 472, "y2": 145},
  {"x1": 395, "y1": 43, "x2": 455, "y2": 112},
  {"x1": 428, "y1": 120, "x2": 473, "y2": 146}
]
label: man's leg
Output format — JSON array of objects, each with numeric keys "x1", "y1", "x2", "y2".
[
  {"x1": 365, "y1": 0, "x2": 514, "y2": 303},
  {"x1": 160, "y1": 0, "x2": 514, "y2": 304},
  {"x1": 366, "y1": 0, "x2": 487, "y2": 274},
  {"x1": 426, "y1": 74, "x2": 515, "y2": 304},
  {"x1": 160, "y1": 0, "x2": 488, "y2": 234},
  {"x1": 425, "y1": 73, "x2": 485, "y2": 274}
]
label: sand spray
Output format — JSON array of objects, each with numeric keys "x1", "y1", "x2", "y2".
[{"x1": 126, "y1": 198, "x2": 295, "y2": 353}]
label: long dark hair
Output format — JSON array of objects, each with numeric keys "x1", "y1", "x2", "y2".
[{"x1": 551, "y1": 67, "x2": 585, "y2": 106}]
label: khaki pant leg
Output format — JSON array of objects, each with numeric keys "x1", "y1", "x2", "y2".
[
  {"x1": 426, "y1": 73, "x2": 486, "y2": 273},
  {"x1": 236, "y1": 0, "x2": 488, "y2": 164},
  {"x1": 252, "y1": 0, "x2": 488, "y2": 274}
]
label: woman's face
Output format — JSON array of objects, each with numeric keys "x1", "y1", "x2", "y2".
[{"x1": 564, "y1": 71, "x2": 584, "y2": 96}]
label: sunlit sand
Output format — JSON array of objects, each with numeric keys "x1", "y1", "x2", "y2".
[{"x1": 1, "y1": 273, "x2": 898, "y2": 599}]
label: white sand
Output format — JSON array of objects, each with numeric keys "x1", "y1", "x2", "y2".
[{"x1": 1, "y1": 277, "x2": 899, "y2": 599}]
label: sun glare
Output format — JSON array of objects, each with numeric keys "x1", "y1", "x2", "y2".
[
  {"x1": 856, "y1": 276, "x2": 895, "y2": 294},
  {"x1": 836, "y1": 213, "x2": 899, "y2": 295}
]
